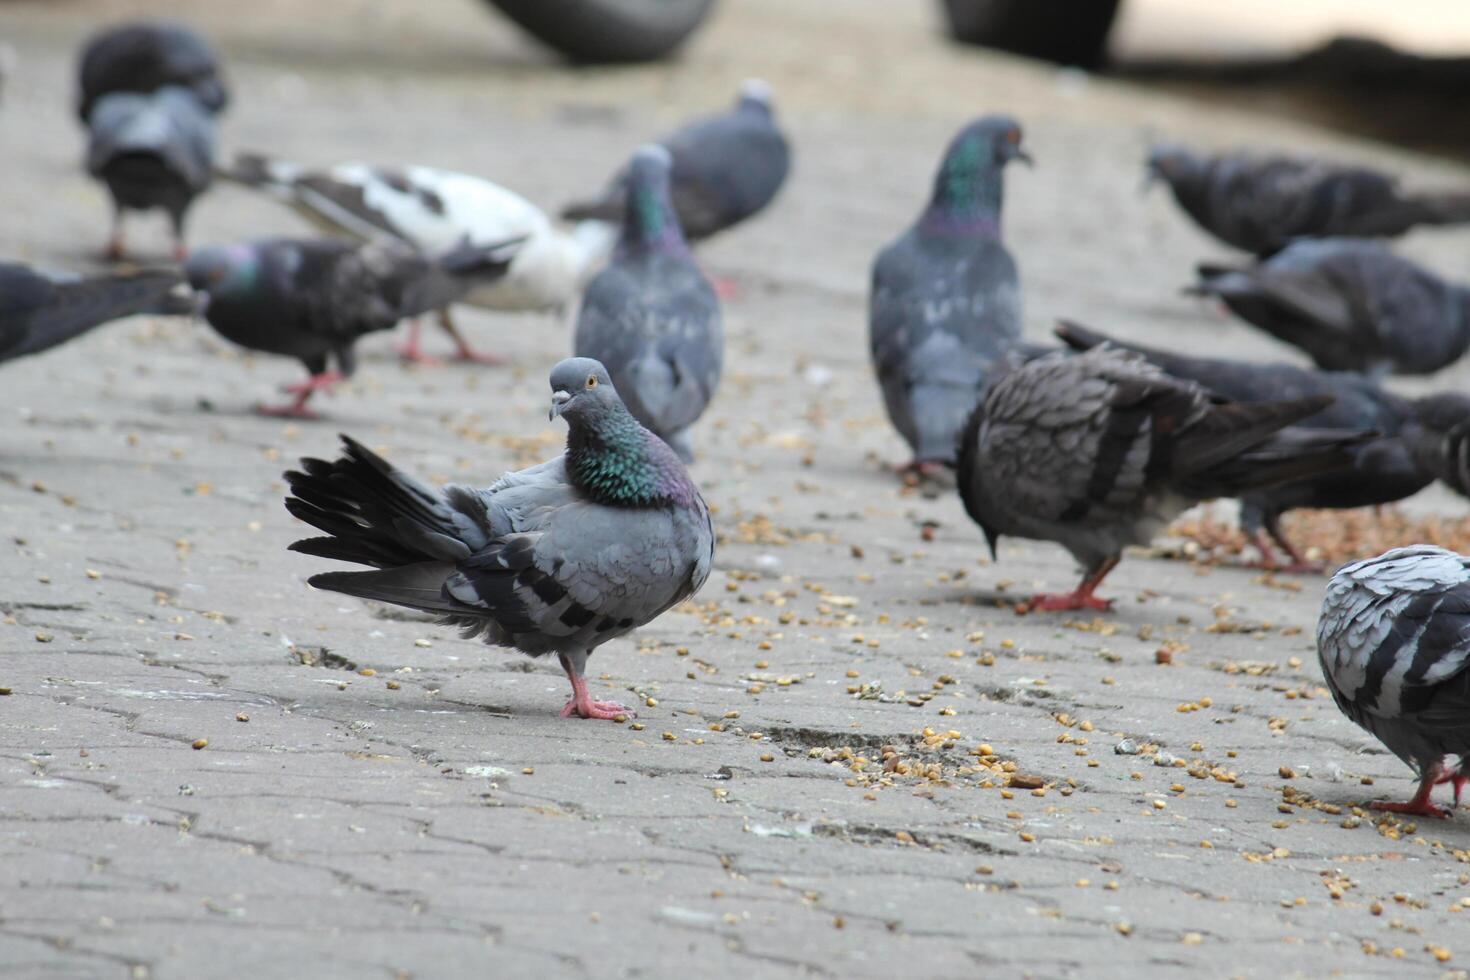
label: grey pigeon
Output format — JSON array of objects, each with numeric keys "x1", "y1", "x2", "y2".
[
  {"x1": 185, "y1": 236, "x2": 518, "y2": 417},
  {"x1": 1405, "y1": 393, "x2": 1470, "y2": 502},
  {"x1": 1055, "y1": 320, "x2": 1435, "y2": 571},
  {"x1": 85, "y1": 85, "x2": 216, "y2": 261},
  {"x1": 0, "y1": 261, "x2": 191, "y2": 363},
  {"x1": 1147, "y1": 145, "x2": 1470, "y2": 257},
  {"x1": 283, "y1": 357, "x2": 715, "y2": 720},
  {"x1": 1317, "y1": 545, "x2": 1470, "y2": 817},
  {"x1": 870, "y1": 115, "x2": 1029, "y2": 475},
  {"x1": 956, "y1": 345, "x2": 1365, "y2": 611},
  {"x1": 1193, "y1": 239, "x2": 1470, "y2": 377},
  {"x1": 77, "y1": 21, "x2": 229, "y2": 122},
  {"x1": 574, "y1": 146, "x2": 722, "y2": 462},
  {"x1": 561, "y1": 79, "x2": 790, "y2": 243}
]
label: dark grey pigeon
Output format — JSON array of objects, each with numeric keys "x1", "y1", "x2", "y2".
[
  {"x1": 956, "y1": 345, "x2": 1365, "y2": 611},
  {"x1": 0, "y1": 261, "x2": 191, "y2": 363},
  {"x1": 1404, "y1": 393, "x2": 1470, "y2": 502},
  {"x1": 1192, "y1": 239, "x2": 1470, "y2": 377},
  {"x1": 1317, "y1": 545, "x2": 1470, "y2": 818},
  {"x1": 77, "y1": 21, "x2": 229, "y2": 122},
  {"x1": 1055, "y1": 320, "x2": 1432, "y2": 571},
  {"x1": 185, "y1": 236, "x2": 518, "y2": 417},
  {"x1": 574, "y1": 145, "x2": 721, "y2": 462},
  {"x1": 870, "y1": 114, "x2": 1029, "y2": 475},
  {"x1": 561, "y1": 80, "x2": 790, "y2": 243},
  {"x1": 1147, "y1": 145, "x2": 1470, "y2": 257},
  {"x1": 283, "y1": 357, "x2": 714, "y2": 720},
  {"x1": 86, "y1": 86, "x2": 216, "y2": 261}
]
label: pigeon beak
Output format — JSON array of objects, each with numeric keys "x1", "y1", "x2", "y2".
[
  {"x1": 549, "y1": 389, "x2": 571, "y2": 421},
  {"x1": 1013, "y1": 147, "x2": 1034, "y2": 168}
]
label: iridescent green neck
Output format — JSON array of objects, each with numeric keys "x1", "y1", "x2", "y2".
[
  {"x1": 619, "y1": 181, "x2": 688, "y2": 257},
  {"x1": 926, "y1": 137, "x2": 1003, "y2": 233},
  {"x1": 567, "y1": 412, "x2": 694, "y2": 508}
]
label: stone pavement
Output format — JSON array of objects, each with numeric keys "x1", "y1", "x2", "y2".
[{"x1": 2, "y1": 1, "x2": 1470, "y2": 977}]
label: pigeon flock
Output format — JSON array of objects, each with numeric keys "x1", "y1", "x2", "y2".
[{"x1": 7, "y1": 20, "x2": 1470, "y2": 818}]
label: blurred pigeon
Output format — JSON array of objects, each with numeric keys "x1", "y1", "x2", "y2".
[
  {"x1": 218, "y1": 152, "x2": 616, "y2": 363},
  {"x1": 85, "y1": 86, "x2": 215, "y2": 261},
  {"x1": 574, "y1": 146, "x2": 721, "y2": 462},
  {"x1": 1, "y1": 261, "x2": 191, "y2": 363},
  {"x1": 185, "y1": 236, "x2": 518, "y2": 417},
  {"x1": 77, "y1": 21, "x2": 228, "y2": 122},
  {"x1": 1192, "y1": 239, "x2": 1470, "y2": 376},
  {"x1": 1405, "y1": 393, "x2": 1470, "y2": 501},
  {"x1": 870, "y1": 115, "x2": 1029, "y2": 474},
  {"x1": 561, "y1": 80, "x2": 790, "y2": 244},
  {"x1": 1055, "y1": 320, "x2": 1431, "y2": 571},
  {"x1": 957, "y1": 345, "x2": 1365, "y2": 611},
  {"x1": 1317, "y1": 545, "x2": 1470, "y2": 817},
  {"x1": 1147, "y1": 145, "x2": 1470, "y2": 257},
  {"x1": 283, "y1": 358, "x2": 714, "y2": 720}
]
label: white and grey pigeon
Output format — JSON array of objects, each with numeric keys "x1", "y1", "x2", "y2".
[
  {"x1": 217, "y1": 152, "x2": 617, "y2": 363},
  {"x1": 574, "y1": 145, "x2": 722, "y2": 463},
  {"x1": 956, "y1": 346, "x2": 1365, "y2": 611},
  {"x1": 1147, "y1": 144, "x2": 1470, "y2": 257},
  {"x1": 283, "y1": 357, "x2": 715, "y2": 721},
  {"x1": 85, "y1": 85, "x2": 216, "y2": 262},
  {"x1": 1192, "y1": 239, "x2": 1470, "y2": 377},
  {"x1": 561, "y1": 79, "x2": 791, "y2": 245},
  {"x1": 1317, "y1": 545, "x2": 1470, "y2": 818},
  {"x1": 869, "y1": 114, "x2": 1029, "y2": 475}
]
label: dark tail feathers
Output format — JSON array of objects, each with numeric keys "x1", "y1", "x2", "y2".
[{"x1": 1405, "y1": 190, "x2": 1470, "y2": 227}]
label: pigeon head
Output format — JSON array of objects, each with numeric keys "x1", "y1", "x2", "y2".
[
  {"x1": 618, "y1": 144, "x2": 687, "y2": 256},
  {"x1": 738, "y1": 78, "x2": 774, "y2": 114},
  {"x1": 927, "y1": 114, "x2": 1028, "y2": 229},
  {"x1": 184, "y1": 242, "x2": 257, "y2": 295},
  {"x1": 1144, "y1": 144, "x2": 1201, "y2": 190},
  {"x1": 550, "y1": 357, "x2": 698, "y2": 508}
]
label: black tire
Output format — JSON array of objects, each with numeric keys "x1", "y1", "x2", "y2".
[
  {"x1": 941, "y1": 0, "x2": 1121, "y2": 70},
  {"x1": 485, "y1": 0, "x2": 717, "y2": 64}
]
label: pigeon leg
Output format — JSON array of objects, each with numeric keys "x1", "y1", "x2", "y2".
[
  {"x1": 395, "y1": 319, "x2": 442, "y2": 366},
  {"x1": 437, "y1": 308, "x2": 507, "y2": 366},
  {"x1": 557, "y1": 654, "x2": 631, "y2": 721},
  {"x1": 895, "y1": 459, "x2": 946, "y2": 478},
  {"x1": 1248, "y1": 528, "x2": 1323, "y2": 574},
  {"x1": 256, "y1": 371, "x2": 344, "y2": 419},
  {"x1": 1031, "y1": 557, "x2": 1119, "y2": 612},
  {"x1": 169, "y1": 211, "x2": 188, "y2": 263},
  {"x1": 1369, "y1": 763, "x2": 1453, "y2": 818},
  {"x1": 105, "y1": 209, "x2": 127, "y2": 262}
]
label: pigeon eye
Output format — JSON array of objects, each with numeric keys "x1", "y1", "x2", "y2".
[{"x1": 586, "y1": 375, "x2": 598, "y2": 388}]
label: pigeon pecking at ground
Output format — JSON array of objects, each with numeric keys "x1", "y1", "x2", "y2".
[
  {"x1": 283, "y1": 357, "x2": 714, "y2": 720},
  {"x1": 1, "y1": 261, "x2": 192, "y2": 363},
  {"x1": 1146, "y1": 144, "x2": 1470, "y2": 257},
  {"x1": 1191, "y1": 239, "x2": 1470, "y2": 377},
  {"x1": 77, "y1": 21, "x2": 228, "y2": 122},
  {"x1": 561, "y1": 80, "x2": 790, "y2": 259},
  {"x1": 78, "y1": 22, "x2": 228, "y2": 262},
  {"x1": 185, "y1": 236, "x2": 519, "y2": 417},
  {"x1": 574, "y1": 145, "x2": 722, "y2": 463},
  {"x1": 1405, "y1": 393, "x2": 1470, "y2": 502},
  {"x1": 1317, "y1": 545, "x2": 1470, "y2": 818},
  {"x1": 1054, "y1": 320, "x2": 1443, "y2": 572},
  {"x1": 956, "y1": 345, "x2": 1367, "y2": 611},
  {"x1": 869, "y1": 114, "x2": 1029, "y2": 477},
  {"x1": 217, "y1": 152, "x2": 617, "y2": 364}
]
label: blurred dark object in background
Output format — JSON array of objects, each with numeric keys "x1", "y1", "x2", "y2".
[
  {"x1": 941, "y1": 0, "x2": 1121, "y2": 69},
  {"x1": 486, "y1": 0, "x2": 716, "y2": 63}
]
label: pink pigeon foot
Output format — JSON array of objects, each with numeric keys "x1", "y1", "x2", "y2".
[
  {"x1": 1030, "y1": 591, "x2": 1114, "y2": 612},
  {"x1": 1369, "y1": 770, "x2": 1454, "y2": 818},
  {"x1": 1247, "y1": 530, "x2": 1324, "y2": 574},
  {"x1": 559, "y1": 662, "x2": 632, "y2": 721},
  {"x1": 450, "y1": 342, "x2": 508, "y2": 366},
  {"x1": 712, "y1": 276, "x2": 741, "y2": 300},
  {"x1": 396, "y1": 320, "x2": 442, "y2": 365}
]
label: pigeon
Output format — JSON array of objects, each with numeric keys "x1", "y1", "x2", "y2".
[
  {"x1": 1055, "y1": 320, "x2": 1433, "y2": 571},
  {"x1": 869, "y1": 115, "x2": 1029, "y2": 475},
  {"x1": 1317, "y1": 545, "x2": 1470, "y2": 818},
  {"x1": 1405, "y1": 393, "x2": 1470, "y2": 501},
  {"x1": 283, "y1": 357, "x2": 714, "y2": 720},
  {"x1": 956, "y1": 345, "x2": 1366, "y2": 611},
  {"x1": 1, "y1": 261, "x2": 191, "y2": 363},
  {"x1": 77, "y1": 21, "x2": 229, "y2": 122},
  {"x1": 1146, "y1": 144, "x2": 1470, "y2": 257},
  {"x1": 573, "y1": 146, "x2": 722, "y2": 463},
  {"x1": 561, "y1": 79, "x2": 791, "y2": 244},
  {"x1": 1191, "y1": 239, "x2": 1470, "y2": 376},
  {"x1": 217, "y1": 152, "x2": 616, "y2": 363},
  {"x1": 185, "y1": 236, "x2": 518, "y2": 417},
  {"x1": 85, "y1": 86, "x2": 216, "y2": 262}
]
